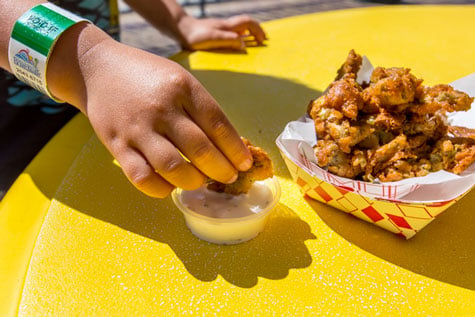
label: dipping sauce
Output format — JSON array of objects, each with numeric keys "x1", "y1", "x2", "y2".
[
  {"x1": 172, "y1": 177, "x2": 280, "y2": 244},
  {"x1": 181, "y1": 181, "x2": 273, "y2": 219}
]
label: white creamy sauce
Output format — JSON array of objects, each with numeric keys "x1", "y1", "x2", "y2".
[{"x1": 181, "y1": 181, "x2": 273, "y2": 218}]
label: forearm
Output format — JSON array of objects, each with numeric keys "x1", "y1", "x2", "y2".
[
  {"x1": 0, "y1": 0, "x2": 112, "y2": 113},
  {"x1": 124, "y1": 0, "x2": 191, "y2": 45}
]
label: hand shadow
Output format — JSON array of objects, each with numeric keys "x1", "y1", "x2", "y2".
[
  {"x1": 52, "y1": 135, "x2": 316, "y2": 288},
  {"x1": 183, "y1": 68, "x2": 320, "y2": 178},
  {"x1": 166, "y1": 202, "x2": 316, "y2": 288},
  {"x1": 305, "y1": 190, "x2": 475, "y2": 290},
  {"x1": 191, "y1": 65, "x2": 474, "y2": 290},
  {"x1": 36, "y1": 70, "x2": 320, "y2": 288}
]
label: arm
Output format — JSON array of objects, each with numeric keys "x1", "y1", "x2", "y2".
[
  {"x1": 125, "y1": 0, "x2": 266, "y2": 50},
  {"x1": 0, "y1": 0, "x2": 253, "y2": 198}
]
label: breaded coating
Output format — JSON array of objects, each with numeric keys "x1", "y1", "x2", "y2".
[
  {"x1": 326, "y1": 121, "x2": 374, "y2": 153},
  {"x1": 452, "y1": 144, "x2": 475, "y2": 174},
  {"x1": 313, "y1": 108, "x2": 345, "y2": 139},
  {"x1": 363, "y1": 67, "x2": 423, "y2": 108},
  {"x1": 412, "y1": 84, "x2": 474, "y2": 115},
  {"x1": 366, "y1": 134, "x2": 408, "y2": 173},
  {"x1": 335, "y1": 49, "x2": 363, "y2": 80},
  {"x1": 309, "y1": 73, "x2": 363, "y2": 120},
  {"x1": 430, "y1": 137, "x2": 475, "y2": 174},
  {"x1": 373, "y1": 110, "x2": 406, "y2": 132},
  {"x1": 448, "y1": 126, "x2": 475, "y2": 140},
  {"x1": 308, "y1": 49, "x2": 475, "y2": 182},
  {"x1": 406, "y1": 134, "x2": 432, "y2": 157},
  {"x1": 377, "y1": 158, "x2": 432, "y2": 182},
  {"x1": 403, "y1": 113, "x2": 448, "y2": 139},
  {"x1": 314, "y1": 140, "x2": 361, "y2": 179},
  {"x1": 207, "y1": 138, "x2": 273, "y2": 195}
]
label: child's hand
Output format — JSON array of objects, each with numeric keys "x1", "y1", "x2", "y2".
[
  {"x1": 178, "y1": 15, "x2": 267, "y2": 51},
  {"x1": 80, "y1": 40, "x2": 253, "y2": 198}
]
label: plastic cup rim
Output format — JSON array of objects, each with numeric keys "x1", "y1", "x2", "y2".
[{"x1": 171, "y1": 176, "x2": 281, "y2": 224}]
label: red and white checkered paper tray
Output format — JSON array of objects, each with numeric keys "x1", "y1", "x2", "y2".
[{"x1": 276, "y1": 72, "x2": 475, "y2": 239}]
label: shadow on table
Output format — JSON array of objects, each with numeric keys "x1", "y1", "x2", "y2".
[
  {"x1": 173, "y1": 202, "x2": 317, "y2": 288},
  {"x1": 28, "y1": 67, "x2": 475, "y2": 290},
  {"x1": 52, "y1": 138, "x2": 316, "y2": 288},
  {"x1": 305, "y1": 191, "x2": 475, "y2": 290},
  {"x1": 186, "y1": 69, "x2": 320, "y2": 178},
  {"x1": 32, "y1": 70, "x2": 320, "y2": 288}
]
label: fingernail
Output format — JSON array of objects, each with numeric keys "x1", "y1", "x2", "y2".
[
  {"x1": 225, "y1": 173, "x2": 238, "y2": 184},
  {"x1": 238, "y1": 158, "x2": 253, "y2": 171}
]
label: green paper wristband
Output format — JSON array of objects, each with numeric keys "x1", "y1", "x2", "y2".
[{"x1": 8, "y1": 2, "x2": 90, "y2": 102}]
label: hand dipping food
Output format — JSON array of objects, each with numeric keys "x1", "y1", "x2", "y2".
[{"x1": 172, "y1": 139, "x2": 280, "y2": 245}]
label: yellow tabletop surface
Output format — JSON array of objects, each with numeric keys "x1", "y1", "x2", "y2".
[{"x1": 1, "y1": 5, "x2": 475, "y2": 316}]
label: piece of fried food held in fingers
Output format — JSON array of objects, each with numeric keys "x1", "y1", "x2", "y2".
[{"x1": 207, "y1": 138, "x2": 273, "y2": 195}]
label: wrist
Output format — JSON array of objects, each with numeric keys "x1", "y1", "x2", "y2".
[
  {"x1": 176, "y1": 14, "x2": 197, "y2": 48},
  {"x1": 7, "y1": 2, "x2": 95, "y2": 103},
  {"x1": 123, "y1": 0, "x2": 191, "y2": 48},
  {"x1": 46, "y1": 22, "x2": 112, "y2": 113}
]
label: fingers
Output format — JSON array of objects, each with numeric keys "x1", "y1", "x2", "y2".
[
  {"x1": 183, "y1": 88, "x2": 253, "y2": 173},
  {"x1": 138, "y1": 134, "x2": 207, "y2": 190},
  {"x1": 163, "y1": 115, "x2": 240, "y2": 184},
  {"x1": 223, "y1": 15, "x2": 267, "y2": 44},
  {"x1": 191, "y1": 30, "x2": 245, "y2": 51},
  {"x1": 116, "y1": 148, "x2": 175, "y2": 198}
]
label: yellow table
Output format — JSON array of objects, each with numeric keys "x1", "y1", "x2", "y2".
[{"x1": 1, "y1": 5, "x2": 475, "y2": 315}]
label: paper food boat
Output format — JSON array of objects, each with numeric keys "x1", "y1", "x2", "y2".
[{"x1": 276, "y1": 59, "x2": 475, "y2": 239}]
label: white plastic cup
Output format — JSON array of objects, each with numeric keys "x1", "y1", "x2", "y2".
[{"x1": 172, "y1": 177, "x2": 281, "y2": 245}]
